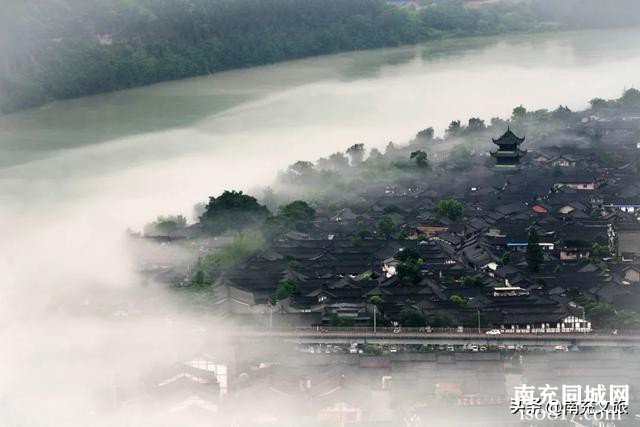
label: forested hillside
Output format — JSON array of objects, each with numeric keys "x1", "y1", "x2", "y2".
[{"x1": 1, "y1": 0, "x2": 639, "y2": 114}]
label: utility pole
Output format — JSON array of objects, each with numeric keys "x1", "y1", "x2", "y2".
[
  {"x1": 477, "y1": 309, "x2": 481, "y2": 334},
  {"x1": 373, "y1": 304, "x2": 377, "y2": 334}
]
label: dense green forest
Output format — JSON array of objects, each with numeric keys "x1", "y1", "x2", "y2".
[{"x1": 2, "y1": 0, "x2": 640, "y2": 114}]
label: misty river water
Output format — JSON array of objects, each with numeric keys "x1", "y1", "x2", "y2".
[
  {"x1": 2, "y1": 29, "x2": 640, "y2": 229},
  {"x1": 1, "y1": 27, "x2": 640, "y2": 425}
]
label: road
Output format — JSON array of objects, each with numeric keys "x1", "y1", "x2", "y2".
[{"x1": 232, "y1": 328, "x2": 640, "y2": 348}]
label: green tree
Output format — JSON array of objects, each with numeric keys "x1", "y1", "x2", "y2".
[
  {"x1": 449, "y1": 294, "x2": 467, "y2": 307},
  {"x1": 275, "y1": 280, "x2": 299, "y2": 301},
  {"x1": 427, "y1": 313, "x2": 453, "y2": 328},
  {"x1": 512, "y1": 105, "x2": 527, "y2": 120},
  {"x1": 144, "y1": 214, "x2": 187, "y2": 236},
  {"x1": 191, "y1": 230, "x2": 266, "y2": 285},
  {"x1": 615, "y1": 310, "x2": 640, "y2": 329},
  {"x1": 368, "y1": 295, "x2": 385, "y2": 306},
  {"x1": 6, "y1": 0, "x2": 640, "y2": 114},
  {"x1": 446, "y1": 120, "x2": 462, "y2": 138},
  {"x1": 286, "y1": 161, "x2": 316, "y2": 181},
  {"x1": 277, "y1": 200, "x2": 316, "y2": 231},
  {"x1": 410, "y1": 150, "x2": 429, "y2": 168},
  {"x1": 279, "y1": 262, "x2": 297, "y2": 276},
  {"x1": 330, "y1": 314, "x2": 355, "y2": 327},
  {"x1": 397, "y1": 259, "x2": 423, "y2": 284},
  {"x1": 346, "y1": 143, "x2": 366, "y2": 166},
  {"x1": 490, "y1": 117, "x2": 508, "y2": 129},
  {"x1": 399, "y1": 306, "x2": 426, "y2": 327},
  {"x1": 526, "y1": 229, "x2": 544, "y2": 272},
  {"x1": 377, "y1": 214, "x2": 396, "y2": 239},
  {"x1": 591, "y1": 242, "x2": 608, "y2": 258},
  {"x1": 189, "y1": 270, "x2": 209, "y2": 289},
  {"x1": 467, "y1": 117, "x2": 486, "y2": 132},
  {"x1": 396, "y1": 248, "x2": 420, "y2": 263},
  {"x1": 435, "y1": 197, "x2": 463, "y2": 221},
  {"x1": 584, "y1": 300, "x2": 616, "y2": 328},
  {"x1": 461, "y1": 276, "x2": 484, "y2": 288},
  {"x1": 317, "y1": 152, "x2": 350, "y2": 171},
  {"x1": 200, "y1": 190, "x2": 270, "y2": 234},
  {"x1": 552, "y1": 105, "x2": 572, "y2": 120},
  {"x1": 416, "y1": 127, "x2": 434, "y2": 141},
  {"x1": 589, "y1": 98, "x2": 608, "y2": 110},
  {"x1": 619, "y1": 88, "x2": 640, "y2": 110}
]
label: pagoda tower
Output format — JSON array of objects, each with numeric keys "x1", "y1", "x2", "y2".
[{"x1": 490, "y1": 127, "x2": 527, "y2": 169}]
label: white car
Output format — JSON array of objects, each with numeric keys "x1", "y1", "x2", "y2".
[{"x1": 485, "y1": 329, "x2": 502, "y2": 335}]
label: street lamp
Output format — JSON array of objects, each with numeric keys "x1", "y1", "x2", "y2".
[{"x1": 477, "y1": 309, "x2": 481, "y2": 334}]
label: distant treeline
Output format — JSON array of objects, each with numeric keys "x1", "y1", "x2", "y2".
[{"x1": 2, "y1": 0, "x2": 640, "y2": 114}]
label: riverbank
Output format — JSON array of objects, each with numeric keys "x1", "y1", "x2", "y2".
[{"x1": 3, "y1": 0, "x2": 640, "y2": 114}]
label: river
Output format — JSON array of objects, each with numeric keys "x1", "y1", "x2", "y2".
[
  {"x1": 1, "y1": 27, "x2": 640, "y2": 424},
  {"x1": 2, "y1": 29, "x2": 640, "y2": 225}
]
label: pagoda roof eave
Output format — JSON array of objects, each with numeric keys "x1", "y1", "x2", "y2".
[
  {"x1": 492, "y1": 139, "x2": 525, "y2": 145},
  {"x1": 492, "y1": 127, "x2": 525, "y2": 144}
]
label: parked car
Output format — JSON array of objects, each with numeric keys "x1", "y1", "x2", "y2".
[
  {"x1": 485, "y1": 329, "x2": 502, "y2": 335},
  {"x1": 554, "y1": 345, "x2": 569, "y2": 352}
]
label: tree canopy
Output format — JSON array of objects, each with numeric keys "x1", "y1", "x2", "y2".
[
  {"x1": 410, "y1": 150, "x2": 429, "y2": 169},
  {"x1": 399, "y1": 306, "x2": 426, "y2": 327},
  {"x1": 449, "y1": 294, "x2": 467, "y2": 307},
  {"x1": 346, "y1": 143, "x2": 366, "y2": 166},
  {"x1": 200, "y1": 190, "x2": 270, "y2": 234},
  {"x1": 143, "y1": 214, "x2": 187, "y2": 236},
  {"x1": 377, "y1": 214, "x2": 396, "y2": 239},
  {"x1": 6, "y1": 0, "x2": 639, "y2": 113},
  {"x1": 275, "y1": 280, "x2": 299, "y2": 301},
  {"x1": 416, "y1": 127, "x2": 434, "y2": 141},
  {"x1": 435, "y1": 197, "x2": 463, "y2": 221},
  {"x1": 395, "y1": 248, "x2": 423, "y2": 284},
  {"x1": 276, "y1": 200, "x2": 316, "y2": 231}
]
